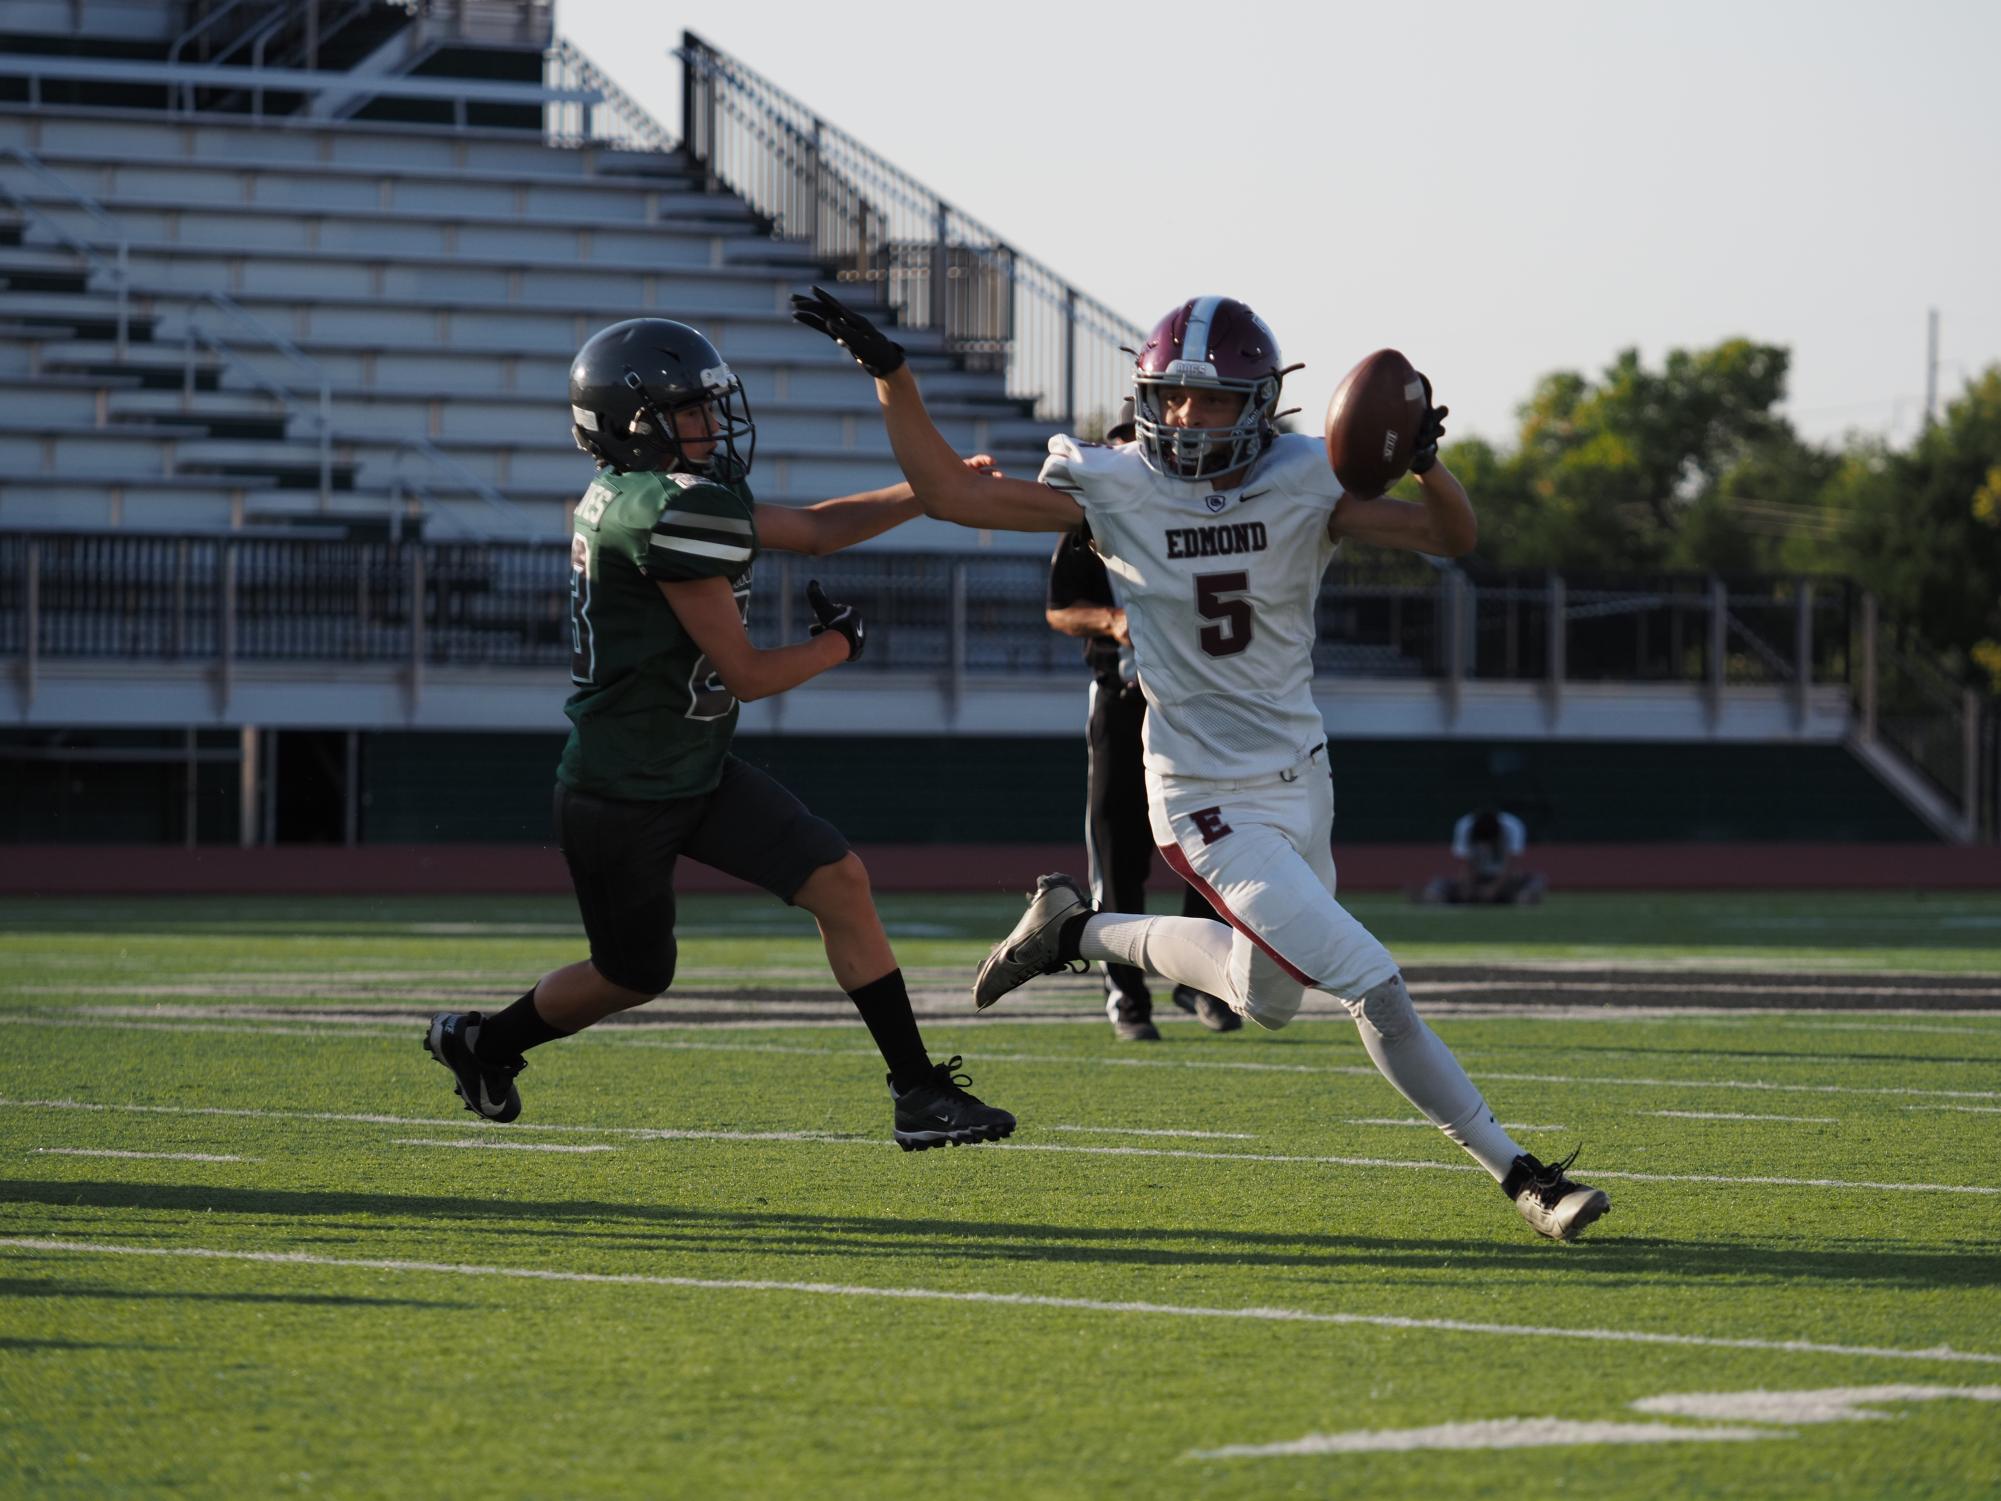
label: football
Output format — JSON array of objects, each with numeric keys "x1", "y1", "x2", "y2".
[{"x1": 1324, "y1": 348, "x2": 1427, "y2": 497}]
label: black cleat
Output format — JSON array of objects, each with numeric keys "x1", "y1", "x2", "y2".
[
  {"x1": 1504, "y1": 1148, "x2": 1610, "y2": 1241},
  {"x1": 973, "y1": 872, "x2": 1090, "y2": 1011},
  {"x1": 890, "y1": 1056, "x2": 1016, "y2": 1151},
  {"x1": 1110, "y1": 996, "x2": 1160, "y2": 1042},
  {"x1": 1172, "y1": 984, "x2": 1242, "y2": 1033},
  {"x1": 423, "y1": 1011, "x2": 524, "y2": 1123}
]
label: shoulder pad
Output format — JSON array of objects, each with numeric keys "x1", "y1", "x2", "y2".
[
  {"x1": 1039, "y1": 433, "x2": 1150, "y2": 510},
  {"x1": 1252, "y1": 433, "x2": 1344, "y2": 507},
  {"x1": 630, "y1": 470, "x2": 745, "y2": 519}
]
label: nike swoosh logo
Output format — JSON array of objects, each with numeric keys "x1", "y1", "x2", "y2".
[{"x1": 1240, "y1": 490, "x2": 1271, "y2": 503}]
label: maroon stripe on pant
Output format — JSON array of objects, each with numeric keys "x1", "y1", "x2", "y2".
[{"x1": 1157, "y1": 840, "x2": 1318, "y2": 988}]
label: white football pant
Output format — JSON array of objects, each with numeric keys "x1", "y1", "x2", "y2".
[{"x1": 1079, "y1": 744, "x2": 1524, "y2": 1180}]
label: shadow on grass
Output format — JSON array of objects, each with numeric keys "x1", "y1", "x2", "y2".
[
  {"x1": 0, "y1": 1274, "x2": 470, "y2": 1311},
  {"x1": 0, "y1": 1335, "x2": 169, "y2": 1353},
  {"x1": 4, "y1": 1179, "x2": 1995, "y2": 1292}
]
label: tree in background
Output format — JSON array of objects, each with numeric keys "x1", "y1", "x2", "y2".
[
  {"x1": 1832, "y1": 368, "x2": 2001, "y2": 689},
  {"x1": 1433, "y1": 338, "x2": 1821, "y2": 575},
  {"x1": 1416, "y1": 341, "x2": 2001, "y2": 688}
]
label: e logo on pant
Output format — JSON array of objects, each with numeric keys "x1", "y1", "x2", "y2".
[{"x1": 1191, "y1": 806, "x2": 1234, "y2": 846}]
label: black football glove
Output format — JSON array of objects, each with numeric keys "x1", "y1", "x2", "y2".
[
  {"x1": 1411, "y1": 371, "x2": 1449, "y2": 476},
  {"x1": 806, "y1": 579, "x2": 865, "y2": 661},
  {"x1": 788, "y1": 286, "x2": 906, "y2": 378}
]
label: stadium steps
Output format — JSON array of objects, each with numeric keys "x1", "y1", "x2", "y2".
[{"x1": 0, "y1": 105, "x2": 1061, "y2": 540}]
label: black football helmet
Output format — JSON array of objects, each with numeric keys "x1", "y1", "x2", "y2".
[{"x1": 568, "y1": 318, "x2": 755, "y2": 481}]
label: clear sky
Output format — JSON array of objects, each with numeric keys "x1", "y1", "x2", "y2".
[{"x1": 558, "y1": 0, "x2": 2001, "y2": 452}]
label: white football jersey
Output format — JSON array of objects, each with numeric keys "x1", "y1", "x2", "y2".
[{"x1": 1040, "y1": 432, "x2": 1344, "y2": 780}]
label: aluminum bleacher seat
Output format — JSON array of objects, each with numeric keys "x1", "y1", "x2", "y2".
[{"x1": 0, "y1": 102, "x2": 1060, "y2": 546}]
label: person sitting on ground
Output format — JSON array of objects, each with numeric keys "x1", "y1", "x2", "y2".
[{"x1": 1420, "y1": 808, "x2": 1546, "y2": 905}]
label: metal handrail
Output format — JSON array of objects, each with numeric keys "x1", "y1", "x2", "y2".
[
  {"x1": 0, "y1": 54, "x2": 600, "y2": 126},
  {"x1": 167, "y1": 0, "x2": 270, "y2": 68},
  {"x1": 0, "y1": 151, "x2": 131, "y2": 353},
  {"x1": 677, "y1": 30, "x2": 1144, "y2": 431},
  {"x1": 544, "y1": 38, "x2": 675, "y2": 153}
]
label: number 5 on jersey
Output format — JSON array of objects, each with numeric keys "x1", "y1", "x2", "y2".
[{"x1": 1195, "y1": 570, "x2": 1253, "y2": 658}]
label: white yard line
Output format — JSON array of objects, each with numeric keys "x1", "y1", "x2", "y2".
[
  {"x1": 1, "y1": 1236, "x2": 1997, "y2": 1368},
  {"x1": 988, "y1": 1142, "x2": 1998, "y2": 1196},
  {"x1": 1903, "y1": 1104, "x2": 2001, "y2": 1115},
  {"x1": 0, "y1": 1097, "x2": 849, "y2": 1144},
  {"x1": 1, "y1": 1097, "x2": 1986, "y2": 1195},
  {"x1": 1345, "y1": 1119, "x2": 1564, "y2": 1132},
  {"x1": 392, "y1": 1138, "x2": 615, "y2": 1154},
  {"x1": 1041, "y1": 1124, "x2": 1256, "y2": 1140},
  {"x1": 613, "y1": 1037, "x2": 2001, "y2": 1101},
  {"x1": 28, "y1": 1147, "x2": 250, "y2": 1163},
  {"x1": 0, "y1": 1014, "x2": 410, "y2": 1040},
  {"x1": 1191, "y1": 1417, "x2": 1780, "y2": 1457},
  {"x1": 1644, "y1": 1110, "x2": 1841, "y2": 1123}
]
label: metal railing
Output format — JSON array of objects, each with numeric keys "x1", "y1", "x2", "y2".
[
  {"x1": 543, "y1": 38, "x2": 675, "y2": 153},
  {"x1": 7, "y1": 529, "x2": 1987, "y2": 831},
  {"x1": 0, "y1": 534, "x2": 1860, "y2": 684},
  {"x1": 0, "y1": 53, "x2": 598, "y2": 129},
  {"x1": 677, "y1": 30, "x2": 1144, "y2": 432},
  {"x1": 1865, "y1": 622, "x2": 1984, "y2": 819}
]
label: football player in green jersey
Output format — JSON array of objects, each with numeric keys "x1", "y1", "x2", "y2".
[{"x1": 424, "y1": 316, "x2": 1015, "y2": 1151}]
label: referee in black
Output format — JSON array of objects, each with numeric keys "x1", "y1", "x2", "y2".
[{"x1": 1044, "y1": 400, "x2": 1239, "y2": 1042}]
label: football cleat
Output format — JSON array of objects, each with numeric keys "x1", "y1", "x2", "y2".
[
  {"x1": 1504, "y1": 1148, "x2": 1610, "y2": 1242},
  {"x1": 1172, "y1": 984, "x2": 1243, "y2": 1034},
  {"x1": 1110, "y1": 999, "x2": 1161, "y2": 1043},
  {"x1": 890, "y1": 1056, "x2": 1016, "y2": 1151},
  {"x1": 972, "y1": 872, "x2": 1091, "y2": 1011},
  {"x1": 422, "y1": 1011, "x2": 525, "y2": 1124}
]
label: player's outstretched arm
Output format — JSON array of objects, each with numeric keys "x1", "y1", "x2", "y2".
[
  {"x1": 658, "y1": 575, "x2": 855, "y2": 702},
  {"x1": 1046, "y1": 604, "x2": 1129, "y2": 643},
  {"x1": 1330, "y1": 462, "x2": 1478, "y2": 557},
  {"x1": 1328, "y1": 384, "x2": 1476, "y2": 556},
  {"x1": 753, "y1": 456, "x2": 1003, "y2": 556},
  {"x1": 790, "y1": 287, "x2": 1081, "y2": 534}
]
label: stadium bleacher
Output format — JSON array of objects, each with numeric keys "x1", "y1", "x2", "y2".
[{"x1": 0, "y1": 4, "x2": 1062, "y2": 541}]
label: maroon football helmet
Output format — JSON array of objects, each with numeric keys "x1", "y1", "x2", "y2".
[{"x1": 1131, "y1": 297, "x2": 1285, "y2": 480}]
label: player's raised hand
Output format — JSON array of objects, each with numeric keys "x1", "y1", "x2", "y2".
[
  {"x1": 789, "y1": 286, "x2": 906, "y2": 378},
  {"x1": 964, "y1": 453, "x2": 1003, "y2": 478},
  {"x1": 1411, "y1": 372, "x2": 1449, "y2": 476},
  {"x1": 806, "y1": 579, "x2": 866, "y2": 661}
]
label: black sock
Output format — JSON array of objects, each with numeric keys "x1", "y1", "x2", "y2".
[
  {"x1": 1056, "y1": 912, "x2": 1092, "y2": 965},
  {"x1": 474, "y1": 990, "x2": 570, "y2": 1061},
  {"x1": 846, "y1": 969, "x2": 932, "y2": 1089}
]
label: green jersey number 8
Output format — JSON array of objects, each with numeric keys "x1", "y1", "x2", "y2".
[
  {"x1": 568, "y1": 532, "x2": 597, "y2": 685},
  {"x1": 684, "y1": 583, "x2": 750, "y2": 721}
]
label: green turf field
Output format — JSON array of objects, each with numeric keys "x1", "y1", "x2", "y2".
[{"x1": 3, "y1": 891, "x2": 1998, "y2": 1499}]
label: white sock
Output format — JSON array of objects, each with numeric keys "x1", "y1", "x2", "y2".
[
  {"x1": 1345, "y1": 975, "x2": 1523, "y2": 1183},
  {"x1": 1081, "y1": 913, "x2": 1234, "y2": 998}
]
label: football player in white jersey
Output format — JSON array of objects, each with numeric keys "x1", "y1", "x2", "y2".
[{"x1": 792, "y1": 287, "x2": 1609, "y2": 1241}]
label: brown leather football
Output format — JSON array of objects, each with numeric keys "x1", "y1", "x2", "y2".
[{"x1": 1324, "y1": 349, "x2": 1426, "y2": 497}]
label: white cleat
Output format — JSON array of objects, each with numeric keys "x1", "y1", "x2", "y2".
[
  {"x1": 972, "y1": 873, "x2": 1091, "y2": 1011},
  {"x1": 1506, "y1": 1149, "x2": 1611, "y2": 1242}
]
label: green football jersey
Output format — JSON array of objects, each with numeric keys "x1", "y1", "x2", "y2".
[{"x1": 556, "y1": 466, "x2": 759, "y2": 801}]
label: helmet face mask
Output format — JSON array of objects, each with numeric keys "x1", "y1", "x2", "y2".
[
  {"x1": 569, "y1": 319, "x2": 756, "y2": 483},
  {"x1": 1130, "y1": 297, "x2": 1284, "y2": 481}
]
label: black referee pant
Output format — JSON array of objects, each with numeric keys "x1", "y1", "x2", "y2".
[{"x1": 1084, "y1": 677, "x2": 1221, "y2": 1015}]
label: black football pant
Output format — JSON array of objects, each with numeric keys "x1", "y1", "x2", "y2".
[{"x1": 1084, "y1": 678, "x2": 1221, "y2": 1013}]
